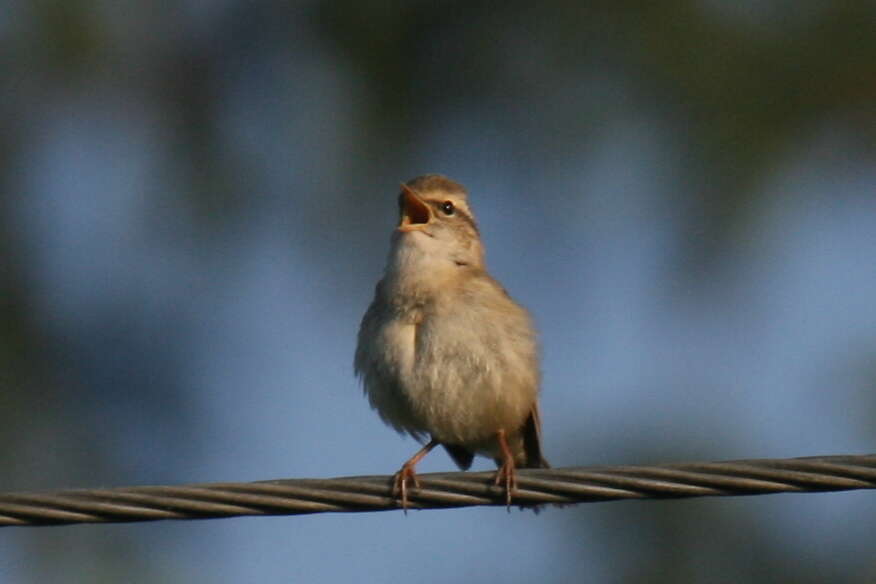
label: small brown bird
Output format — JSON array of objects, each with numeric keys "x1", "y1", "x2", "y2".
[{"x1": 355, "y1": 174, "x2": 548, "y2": 509}]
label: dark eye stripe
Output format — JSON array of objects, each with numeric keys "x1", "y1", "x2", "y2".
[
  {"x1": 424, "y1": 199, "x2": 479, "y2": 233},
  {"x1": 436, "y1": 204, "x2": 478, "y2": 234}
]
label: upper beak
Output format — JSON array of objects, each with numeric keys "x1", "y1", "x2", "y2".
[{"x1": 398, "y1": 184, "x2": 431, "y2": 232}]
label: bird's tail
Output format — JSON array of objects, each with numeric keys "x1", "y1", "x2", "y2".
[{"x1": 522, "y1": 403, "x2": 550, "y2": 468}]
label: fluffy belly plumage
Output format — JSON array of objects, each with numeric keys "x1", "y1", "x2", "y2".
[{"x1": 365, "y1": 315, "x2": 537, "y2": 447}]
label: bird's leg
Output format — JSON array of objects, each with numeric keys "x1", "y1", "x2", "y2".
[
  {"x1": 393, "y1": 438, "x2": 439, "y2": 512},
  {"x1": 494, "y1": 429, "x2": 517, "y2": 511}
]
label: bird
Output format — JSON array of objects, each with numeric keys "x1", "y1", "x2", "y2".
[{"x1": 354, "y1": 174, "x2": 548, "y2": 510}]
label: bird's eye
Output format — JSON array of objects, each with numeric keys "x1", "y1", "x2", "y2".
[{"x1": 441, "y1": 201, "x2": 455, "y2": 215}]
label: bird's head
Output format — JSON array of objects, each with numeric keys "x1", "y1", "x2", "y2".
[{"x1": 388, "y1": 175, "x2": 485, "y2": 280}]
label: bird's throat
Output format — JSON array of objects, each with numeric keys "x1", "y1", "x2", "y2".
[{"x1": 384, "y1": 247, "x2": 467, "y2": 307}]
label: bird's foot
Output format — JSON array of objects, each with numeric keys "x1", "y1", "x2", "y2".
[
  {"x1": 494, "y1": 428, "x2": 519, "y2": 511},
  {"x1": 392, "y1": 462, "x2": 421, "y2": 513},
  {"x1": 494, "y1": 458, "x2": 517, "y2": 511},
  {"x1": 392, "y1": 439, "x2": 439, "y2": 513}
]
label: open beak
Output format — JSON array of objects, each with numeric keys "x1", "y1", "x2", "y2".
[{"x1": 397, "y1": 184, "x2": 432, "y2": 232}]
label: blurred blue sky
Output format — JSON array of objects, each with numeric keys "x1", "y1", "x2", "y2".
[{"x1": 2, "y1": 2, "x2": 876, "y2": 583}]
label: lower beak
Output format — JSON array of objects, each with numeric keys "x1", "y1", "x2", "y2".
[{"x1": 398, "y1": 185, "x2": 431, "y2": 231}]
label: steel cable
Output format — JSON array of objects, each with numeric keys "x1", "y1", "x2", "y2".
[{"x1": 1, "y1": 454, "x2": 874, "y2": 527}]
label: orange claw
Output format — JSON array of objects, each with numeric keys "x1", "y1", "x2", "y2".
[
  {"x1": 494, "y1": 429, "x2": 517, "y2": 511},
  {"x1": 393, "y1": 462, "x2": 421, "y2": 512},
  {"x1": 392, "y1": 439, "x2": 438, "y2": 513}
]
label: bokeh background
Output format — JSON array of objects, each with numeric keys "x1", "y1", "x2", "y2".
[{"x1": 2, "y1": 1, "x2": 876, "y2": 582}]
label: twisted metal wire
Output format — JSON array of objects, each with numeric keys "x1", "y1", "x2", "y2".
[{"x1": 2, "y1": 454, "x2": 874, "y2": 527}]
